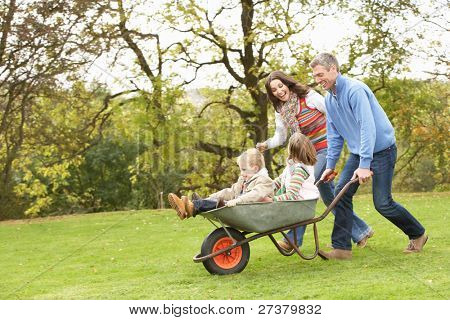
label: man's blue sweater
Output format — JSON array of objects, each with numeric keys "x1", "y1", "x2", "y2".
[{"x1": 325, "y1": 74, "x2": 396, "y2": 169}]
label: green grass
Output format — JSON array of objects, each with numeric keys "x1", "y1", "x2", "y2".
[{"x1": 1, "y1": 192, "x2": 449, "y2": 300}]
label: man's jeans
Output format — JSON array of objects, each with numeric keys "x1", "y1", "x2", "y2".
[
  {"x1": 287, "y1": 149, "x2": 372, "y2": 246},
  {"x1": 331, "y1": 144, "x2": 425, "y2": 250}
]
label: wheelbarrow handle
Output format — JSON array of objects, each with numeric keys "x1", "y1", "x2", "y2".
[{"x1": 316, "y1": 177, "x2": 360, "y2": 222}]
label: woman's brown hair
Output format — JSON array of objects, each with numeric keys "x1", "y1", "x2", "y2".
[
  {"x1": 265, "y1": 71, "x2": 310, "y2": 112},
  {"x1": 287, "y1": 132, "x2": 317, "y2": 166}
]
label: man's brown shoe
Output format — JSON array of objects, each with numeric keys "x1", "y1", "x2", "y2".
[
  {"x1": 318, "y1": 249, "x2": 352, "y2": 260},
  {"x1": 403, "y1": 233, "x2": 428, "y2": 253},
  {"x1": 168, "y1": 193, "x2": 187, "y2": 220},
  {"x1": 182, "y1": 196, "x2": 195, "y2": 218},
  {"x1": 357, "y1": 229, "x2": 375, "y2": 248}
]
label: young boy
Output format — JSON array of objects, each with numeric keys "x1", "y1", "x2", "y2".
[{"x1": 168, "y1": 148, "x2": 273, "y2": 219}]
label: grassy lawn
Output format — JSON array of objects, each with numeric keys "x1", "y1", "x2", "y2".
[{"x1": 1, "y1": 192, "x2": 449, "y2": 300}]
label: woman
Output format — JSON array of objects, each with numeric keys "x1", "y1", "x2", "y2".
[{"x1": 256, "y1": 71, "x2": 373, "y2": 250}]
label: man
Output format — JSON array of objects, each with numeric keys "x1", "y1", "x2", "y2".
[{"x1": 310, "y1": 53, "x2": 427, "y2": 260}]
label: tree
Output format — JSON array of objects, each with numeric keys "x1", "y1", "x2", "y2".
[
  {"x1": 163, "y1": 0, "x2": 424, "y2": 174},
  {"x1": 0, "y1": 0, "x2": 109, "y2": 217},
  {"x1": 412, "y1": 0, "x2": 449, "y2": 80},
  {"x1": 82, "y1": 0, "x2": 233, "y2": 207},
  {"x1": 371, "y1": 78, "x2": 449, "y2": 191},
  {"x1": 164, "y1": 0, "x2": 324, "y2": 170}
]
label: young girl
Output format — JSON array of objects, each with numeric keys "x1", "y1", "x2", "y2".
[
  {"x1": 168, "y1": 148, "x2": 273, "y2": 219},
  {"x1": 273, "y1": 132, "x2": 319, "y2": 202},
  {"x1": 270, "y1": 132, "x2": 319, "y2": 251}
]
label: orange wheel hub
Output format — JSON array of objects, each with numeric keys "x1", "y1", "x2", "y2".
[{"x1": 212, "y1": 237, "x2": 242, "y2": 269}]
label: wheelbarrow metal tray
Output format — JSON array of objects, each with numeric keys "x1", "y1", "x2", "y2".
[{"x1": 198, "y1": 198, "x2": 318, "y2": 233}]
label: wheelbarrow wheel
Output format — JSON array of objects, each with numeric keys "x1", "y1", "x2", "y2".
[{"x1": 201, "y1": 227, "x2": 250, "y2": 275}]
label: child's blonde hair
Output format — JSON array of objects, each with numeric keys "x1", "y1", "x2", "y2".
[
  {"x1": 288, "y1": 132, "x2": 317, "y2": 165},
  {"x1": 237, "y1": 148, "x2": 265, "y2": 169}
]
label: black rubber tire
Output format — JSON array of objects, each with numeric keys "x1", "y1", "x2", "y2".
[{"x1": 200, "y1": 227, "x2": 250, "y2": 275}]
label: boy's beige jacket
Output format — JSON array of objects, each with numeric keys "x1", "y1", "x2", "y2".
[{"x1": 209, "y1": 168, "x2": 273, "y2": 204}]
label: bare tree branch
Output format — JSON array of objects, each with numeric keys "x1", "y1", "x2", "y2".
[
  {"x1": 0, "y1": 0, "x2": 16, "y2": 66},
  {"x1": 117, "y1": 0, "x2": 157, "y2": 81}
]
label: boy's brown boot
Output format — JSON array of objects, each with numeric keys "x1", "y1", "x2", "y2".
[
  {"x1": 182, "y1": 196, "x2": 195, "y2": 218},
  {"x1": 168, "y1": 193, "x2": 187, "y2": 220}
]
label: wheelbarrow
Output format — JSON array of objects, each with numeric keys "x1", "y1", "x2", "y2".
[{"x1": 193, "y1": 177, "x2": 358, "y2": 275}]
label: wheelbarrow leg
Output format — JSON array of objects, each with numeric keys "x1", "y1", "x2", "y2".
[
  {"x1": 281, "y1": 223, "x2": 323, "y2": 260},
  {"x1": 312, "y1": 223, "x2": 328, "y2": 260}
]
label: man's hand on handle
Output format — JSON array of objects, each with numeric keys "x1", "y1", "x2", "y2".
[{"x1": 352, "y1": 168, "x2": 373, "y2": 184}]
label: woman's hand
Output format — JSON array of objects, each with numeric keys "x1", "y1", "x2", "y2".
[
  {"x1": 256, "y1": 142, "x2": 268, "y2": 152},
  {"x1": 320, "y1": 169, "x2": 337, "y2": 182}
]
